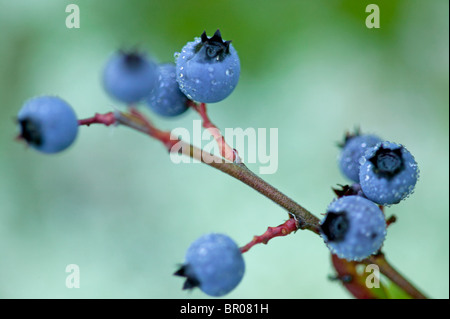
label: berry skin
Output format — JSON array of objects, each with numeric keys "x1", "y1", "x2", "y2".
[
  {"x1": 339, "y1": 134, "x2": 382, "y2": 183},
  {"x1": 320, "y1": 195, "x2": 387, "y2": 261},
  {"x1": 102, "y1": 51, "x2": 157, "y2": 104},
  {"x1": 174, "y1": 233, "x2": 245, "y2": 297},
  {"x1": 175, "y1": 29, "x2": 240, "y2": 103},
  {"x1": 359, "y1": 141, "x2": 419, "y2": 206},
  {"x1": 146, "y1": 63, "x2": 189, "y2": 117},
  {"x1": 17, "y1": 96, "x2": 79, "y2": 154}
]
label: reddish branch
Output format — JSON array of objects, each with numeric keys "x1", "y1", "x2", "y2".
[
  {"x1": 188, "y1": 101, "x2": 239, "y2": 162},
  {"x1": 127, "y1": 108, "x2": 180, "y2": 150},
  {"x1": 386, "y1": 215, "x2": 397, "y2": 227},
  {"x1": 331, "y1": 254, "x2": 383, "y2": 299},
  {"x1": 240, "y1": 218, "x2": 299, "y2": 253},
  {"x1": 365, "y1": 252, "x2": 427, "y2": 299},
  {"x1": 79, "y1": 109, "x2": 180, "y2": 150},
  {"x1": 78, "y1": 112, "x2": 116, "y2": 126}
]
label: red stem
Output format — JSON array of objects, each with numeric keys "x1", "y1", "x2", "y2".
[
  {"x1": 188, "y1": 101, "x2": 238, "y2": 162},
  {"x1": 78, "y1": 112, "x2": 116, "y2": 126},
  {"x1": 240, "y1": 218, "x2": 299, "y2": 253}
]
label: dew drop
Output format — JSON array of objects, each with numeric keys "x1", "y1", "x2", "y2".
[{"x1": 225, "y1": 69, "x2": 234, "y2": 76}]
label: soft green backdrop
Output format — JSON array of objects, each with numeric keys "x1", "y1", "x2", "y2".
[{"x1": 0, "y1": 0, "x2": 448, "y2": 298}]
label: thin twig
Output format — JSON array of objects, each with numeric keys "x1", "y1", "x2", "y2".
[{"x1": 365, "y1": 253, "x2": 427, "y2": 299}]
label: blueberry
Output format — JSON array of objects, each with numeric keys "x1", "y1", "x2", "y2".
[
  {"x1": 320, "y1": 196, "x2": 387, "y2": 261},
  {"x1": 17, "y1": 96, "x2": 79, "y2": 154},
  {"x1": 174, "y1": 233, "x2": 245, "y2": 297},
  {"x1": 175, "y1": 29, "x2": 240, "y2": 103},
  {"x1": 359, "y1": 141, "x2": 419, "y2": 205},
  {"x1": 339, "y1": 134, "x2": 382, "y2": 183},
  {"x1": 146, "y1": 63, "x2": 189, "y2": 117},
  {"x1": 103, "y1": 50, "x2": 158, "y2": 104}
]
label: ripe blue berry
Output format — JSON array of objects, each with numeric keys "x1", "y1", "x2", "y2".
[
  {"x1": 146, "y1": 63, "x2": 189, "y2": 117},
  {"x1": 102, "y1": 50, "x2": 157, "y2": 104},
  {"x1": 175, "y1": 29, "x2": 240, "y2": 103},
  {"x1": 174, "y1": 233, "x2": 245, "y2": 297},
  {"x1": 339, "y1": 134, "x2": 382, "y2": 183},
  {"x1": 320, "y1": 196, "x2": 387, "y2": 261},
  {"x1": 359, "y1": 141, "x2": 419, "y2": 206},
  {"x1": 17, "y1": 96, "x2": 79, "y2": 154}
]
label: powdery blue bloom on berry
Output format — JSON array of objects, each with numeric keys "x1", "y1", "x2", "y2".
[
  {"x1": 103, "y1": 51, "x2": 157, "y2": 104},
  {"x1": 17, "y1": 96, "x2": 79, "y2": 154},
  {"x1": 175, "y1": 30, "x2": 240, "y2": 103},
  {"x1": 320, "y1": 196, "x2": 387, "y2": 261},
  {"x1": 174, "y1": 233, "x2": 245, "y2": 297},
  {"x1": 359, "y1": 141, "x2": 419, "y2": 206},
  {"x1": 146, "y1": 63, "x2": 189, "y2": 117},
  {"x1": 339, "y1": 134, "x2": 382, "y2": 183}
]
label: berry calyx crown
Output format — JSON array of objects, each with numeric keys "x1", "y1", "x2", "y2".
[
  {"x1": 195, "y1": 29, "x2": 231, "y2": 61},
  {"x1": 321, "y1": 211, "x2": 349, "y2": 242},
  {"x1": 18, "y1": 118, "x2": 42, "y2": 146},
  {"x1": 118, "y1": 50, "x2": 146, "y2": 70},
  {"x1": 369, "y1": 145, "x2": 405, "y2": 179}
]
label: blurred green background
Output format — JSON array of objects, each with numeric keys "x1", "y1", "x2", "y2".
[{"x1": 0, "y1": 0, "x2": 448, "y2": 299}]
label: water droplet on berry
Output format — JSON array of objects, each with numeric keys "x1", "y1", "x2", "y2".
[
  {"x1": 211, "y1": 80, "x2": 217, "y2": 85},
  {"x1": 225, "y1": 69, "x2": 234, "y2": 76},
  {"x1": 208, "y1": 66, "x2": 214, "y2": 73},
  {"x1": 174, "y1": 52, "x2": 180, "y2": 59}
]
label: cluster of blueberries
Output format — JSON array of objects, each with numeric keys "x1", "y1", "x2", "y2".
[
  {"x1": 319, "y1": 133, "x2": 419, "y2": 261},
  {"x1": 15, "y1": 30, "x2": 419, "y2": 297},
  {"x1": 174, "y1": 133, "x2": 420, "y2": 297},
  {"x1": 16, "y1": 30, "x2": 244, "y2": 297},
  {"x1": 16, "y1": 29, "x2": 240, "y2": 154}
]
